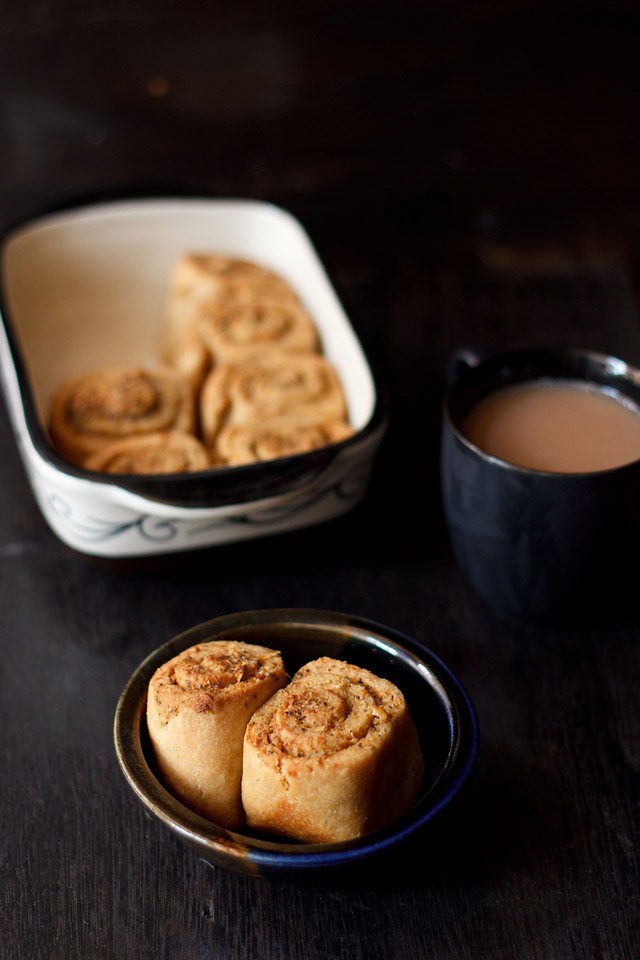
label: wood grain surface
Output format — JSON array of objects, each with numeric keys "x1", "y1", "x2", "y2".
[{"x1": 1, "y1": 2, "x2": 639, "y2": 958}]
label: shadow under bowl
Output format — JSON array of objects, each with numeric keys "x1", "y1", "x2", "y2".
[{"x1": 114, "y1": 608, "x2": 478, "y2": 880}]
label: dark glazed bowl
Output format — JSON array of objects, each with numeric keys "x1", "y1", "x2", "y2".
[{"x1": 114, "y1": 609, "x2": 478, "y2": 880}]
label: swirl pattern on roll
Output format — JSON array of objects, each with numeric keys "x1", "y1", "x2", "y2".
[
  {"x1": 49, "y1": 253, "x2": 353, "y2": 475},
  {"x1": 49, "y1": 366, "x2": 195, "y2": 466},
  {"x1": 214, "y1": 417, "x2": 353, "y2": 466},
  {"x1": 83, "y1": 431, "x2": 209, "y2": 474},
  {"x1": 147, "y1": 640, "x2": 288, "y2": 829},
  {"x1": 164, "y1": 254, "x2": 302, "y2": 388},
  {"x1": 197, "y1": 300, "x2": 319, "y2": 367},
  {"x1": 200, "y1": 354, "x2": 349, "y2": 450},
  {"x1": 242, "y1": 657, "x2": 424, "y2": 843},
  {"x1": 171, "y1": 254, "x2": 301, "y2": 309}
]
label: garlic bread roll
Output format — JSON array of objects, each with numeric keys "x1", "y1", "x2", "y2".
[
  {"x1": 147, "y1": 641, "x2": 288, "y2": 829},
  {"x1": 200, "y1": 354, "x2": 349, "y2": 450},
  {"x1": 214, "y1": 417, "x2": 353, "y2": 466},
  {"x1": 163, "y1": 254, "x2": 300, "y2": 387},
  {"x1": 242, "y1": 657, "x2": 424, "y2": 843},
  {"x1": 49, "y1": 367, "x2": 195, "y2": 466},
  {"x1": 170, "y1": 254, "x2": 236, "y2": 305},
  {"x1": 197, "y1": 300, "x2": 319, "y2": 367},
  {"x1": 170, "y1": 254, "x2": 299, "y2": 309},
  {"x1": 83, "y1": 431, "x2": 209, "y2": 474}
]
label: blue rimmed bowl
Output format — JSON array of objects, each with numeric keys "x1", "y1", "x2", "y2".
[{"x1": 113, "y1": 608, "x2": 478, "y2": 880}]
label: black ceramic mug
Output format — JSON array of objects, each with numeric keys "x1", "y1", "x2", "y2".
[{"x1": 441, "y1": 346, "x2": 640, "y2": 624}]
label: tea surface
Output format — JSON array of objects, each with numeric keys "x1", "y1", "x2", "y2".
[{"x1": 461, "y1": 378, "x2": 640, "y2": 473}]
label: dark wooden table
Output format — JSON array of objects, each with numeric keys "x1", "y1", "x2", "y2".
[{"x1": 1, "y1": 3, "x2": 639, "y2": 958}]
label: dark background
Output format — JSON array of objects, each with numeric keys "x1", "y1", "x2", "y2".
[{"x1": 1, "y1": 3, "x2": 639, "y2": 959}]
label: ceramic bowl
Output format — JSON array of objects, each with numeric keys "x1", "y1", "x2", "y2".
[
  {"x1": 113, "y1": 609, "x2": 478, "y2": 880},
  {"x1": 0, "y1": 198, "x2": 385, "y2": 558}
]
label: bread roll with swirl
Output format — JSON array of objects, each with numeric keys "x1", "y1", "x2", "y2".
[
  {"x1": 200, "y1": 354, "x2": 349, "y2": 451},
  {"x1": 170, "y1": 254, "x2": 300, "y2": 309},
  {"x1": 214, "y1": 417, "x2": 353, "y2": 466},
  {"x1": 163, "y1": 254, "x2": 301, "y2": 387},
  {"x1": 49, "y1": 367, "x2": 195, "y2": 466},
  {"x1": 147, "y1": 640, "x2": 288, "y2": 829},
  {"x1": 197, "y1": 299, "x2": 319, "y2": 367},
  {"x1": 83, "y1": 431, "x2": 209, "y2": 474},
  {"x1": 241, "y1": 657, "x2": 424, "y2": 843}
]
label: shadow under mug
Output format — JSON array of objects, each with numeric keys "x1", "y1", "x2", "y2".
[{"x1": 441, "y1": 346, "x2": 640, "y2": 625}]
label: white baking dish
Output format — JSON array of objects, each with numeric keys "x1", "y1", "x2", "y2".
[{"x1": 0, "y1": 198, "x2": 385, "y2": 557}]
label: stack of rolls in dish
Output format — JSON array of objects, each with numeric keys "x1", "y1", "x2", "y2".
[
  {"x1": 47, "y1": 254, "x2": 353, "y2": 474},
  {"x1": 165, "y1": 254, "x2": 353, "y2": 467},
  {"x1": 146, "y1": 639, "x2": 424, "y2": 842}
]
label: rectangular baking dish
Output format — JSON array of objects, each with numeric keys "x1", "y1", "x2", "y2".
[{"x1": 0, "y1": 198, "x2": 385, "y2": 557}]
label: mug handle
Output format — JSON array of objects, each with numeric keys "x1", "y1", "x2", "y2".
[{"x1": 446, "y1": 345, "x2": 491, "y2": 387}]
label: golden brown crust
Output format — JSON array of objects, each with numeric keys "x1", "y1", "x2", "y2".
[
  {"x1": 82, "y1": 431, "x2": 210, "y2": 474},
  {"x1": 241, "y1": 657, "x2": 424, "y2": 843},
  {"x1": 199, "y1": 354, "x2": 349, "y2": 451},
  {"x1": 213, "y1": 417, "x2": 353, "y2": 466},
  {"x1": 147, "y1": 640, "x2": 288, "y2": 829},
  {"x1": 162, "y1": 319, "x2": 211, "y2": 397},
  {"x1": 163, "y1": 254, "x2": 302, "y2": 387},
  {"x1": 48, "y1": 253, "x2": 353, "y2": 475},
  {"x1": 171, "y1": 254, "x2": 300, "y2": 308},
  {"x1": 197, "y1": 300, "x2": 319, "y2": 367},
  {"x1": 170, "y1": 254, "x2": 234, "y2": 304},
  {"x1": 49, "y1": 366, "x2": 195, "y2": 466}
]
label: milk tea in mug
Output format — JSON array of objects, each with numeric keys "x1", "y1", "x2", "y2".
[
  {"x1": 461, "y1": 378, "x2": 640, "y2": 474},
  {"x1": 441, "y1": 347, "x2": 640, "y2": 623}
]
